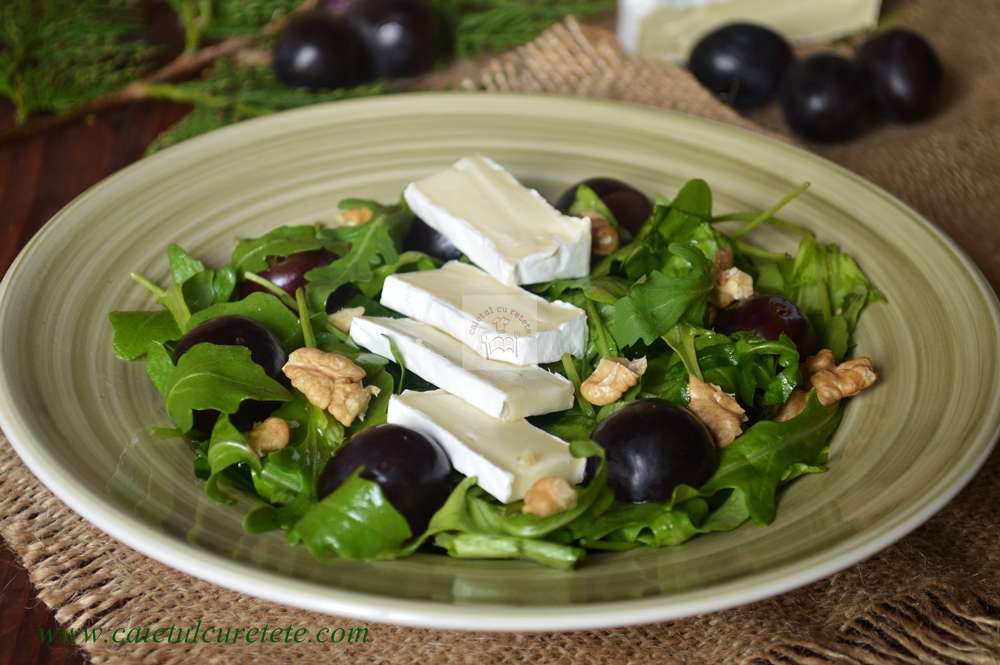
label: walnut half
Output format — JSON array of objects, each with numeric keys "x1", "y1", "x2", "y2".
[
  {"x1": 686, "y1": 374, "x2": 745, "y2": 448},
  {"x1": 774, "y1": 349, "x2": 878, "y2": 421},
  {"x1": 581, "y1": 357, "x2": 647, "y2": 406},
  {"x1": 521, "y1": 477, "x2": 578, "y2": 517},
  {"x1": 282, "y1": 348, "x2": 380, "y2": 427},
  {"x1": 806, "y1": 349, "x2": 878, "y2": 407}
]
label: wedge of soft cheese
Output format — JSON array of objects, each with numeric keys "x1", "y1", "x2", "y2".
[
  {"x1": 618, "y1": 0, "x2": 881, "y2": 61},
  {"x1": 350, "y1": 316, "x2": 574, "y2": 420},
  {"x1": 387, "y1": 390, "x2": 586, "y2": 503},
  {"x1": 380, "y1": 261, "x2": 586, "y2": 366},
  {"x1": 403, "y1": 155, "x2": 591, "y2": 286}
]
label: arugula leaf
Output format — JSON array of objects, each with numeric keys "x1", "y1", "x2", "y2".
[
  {"x1": 306, "y1": 204, "x2": 412, "y2": 312},
  {"x1": 613, "y1": 243, "x2": 713, "y2": 347},
  {"x1": 109, "y1": 310, "x2": 181, "y2": 360},
  {"x1": 167, "y1": 244, "x2": 206, "y2": 285},
  {"x1": 696, "y1": 332, "x2": 803, "y2": 407},
  {"x1": 145, "y1": 342, "x2": 292, "y2": 433},
  {"x1": 244, "y1": 396, "x2": 344, "y2": 534},
  {"x1": 356, "y1": 251, "x2": 439, "y2": 298},
  {"x1": 213, "y1": 266, "x2": 237, "y2": 304},
  {"x1": 670, "y1": 178, "x2": 713, "y2": 218},
  {"x1": 187, "y1": 292, "x2": 303, "y2": 352},
  {"x1": 433, "y1": 532, "x2": 586, "y2": 571},
  {"x1": 181, "y1": 269, "x2": 217, "y2": 313},
  {"x1": 382, "y1": 334, "x2": 407, "y2": 394},
  {"x1": 292, "y1": 468, "x2": 413, "y2": 560},
  {"x1": 699, "y1": 390, "x2": 840, "y2": 525},
  {"x1": 412, "y1": 440, "x2": 604, "y2": 570},
  {"x1": 755, "y1": 237, "x2": 886, "y2": 361},
  {"x1": 231, "y1": 225, "x2": 328, "y2": 276},
  {"x1": 530, "y1": 410, "x2": 596, "y2": 443},
  {"x1": 205, "y1": 415, "x2": 260, "y2": 505},
  {"x1": 577, "y1": 497, "x2": 708, "y2": 548},
  {"x1": 600, "y1": 179, "x2": 719, "y2": 281}
]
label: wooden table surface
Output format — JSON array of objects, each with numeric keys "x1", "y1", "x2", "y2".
[{"x1": 0, "y1": 97, "x2": 190, "y2": 665}]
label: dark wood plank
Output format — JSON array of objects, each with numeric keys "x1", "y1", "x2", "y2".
[
  {"x1": 0, "y1": 543, "x2": 83, "y2": 665},
  {"x1": 0, "y1": 95, "x2": 190, "y2": 665}
]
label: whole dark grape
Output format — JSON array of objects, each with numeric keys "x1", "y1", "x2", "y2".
[
  {"x1": 318, "y1": 424, "x2": 453, "y2": 534},
  {"x1": 345, "y1": 0, "x2": 440, "y2": 80},
  {"x1": 780, "y1": 54, "x2": 868, "y2": 142},
  {"x1": 856, "y1": 29, "x2": 943, "y2": 123},
  {"x1": 402, "y1": 216, "x2": 463, "y2": 261},
  {"x1": 274, "y1": 11, "x2": 366, "y2": 90},
  {"x1": 713, "y1": 295, "x2": 815, "y2": 359},
  {"x1": 173, "y1": 315, "x2": 289, "y2": 432},
  {"x1": 242, "y1": 249, "x2": 336, "y2": 300},
  {"x1": 689, "y1": 23, "x2": 794, "y2": 109},
  {"x1": 587, "y1": 399, "x2": 717, "y2": 503},
  {"x1": 554, "y1": 177, "x2": 653, "y2": 236},
  {"x1": 241, "y1": 249, "x2": 353, "y2": 314}
]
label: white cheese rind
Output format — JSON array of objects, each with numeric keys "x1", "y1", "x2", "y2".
[
  {"x1": 349, "y1": 316, "x2": 574, "y2": 420},
  {"x1": 403, "y1": 155, "x2": 591, "y2": 286},
  {"x1": 379, "y1": 261, "x2": 587, "y2": 365},
  {"x1": 387, "y1": 390, "x2": 586, "y2": 503}
]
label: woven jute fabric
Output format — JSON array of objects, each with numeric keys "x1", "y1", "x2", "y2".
[{"x1": 4, "y1": 1, "x2": 1000, "y2": 662}]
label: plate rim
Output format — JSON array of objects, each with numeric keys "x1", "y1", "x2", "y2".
[{"x1": 2, "y1": 91, "x2": 999, "y2": 631}]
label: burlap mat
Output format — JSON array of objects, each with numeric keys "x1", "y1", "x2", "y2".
[{"x1": 5, "y1": 3, "x2": 1000, "y2": 662}]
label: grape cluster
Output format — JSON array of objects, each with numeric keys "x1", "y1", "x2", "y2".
[
  {"x1": 274, "y1": 0, "x2": 440, "y2": 90},
  {"x1": 689, "y1": 24, "x2": 943, "y2": 142}
]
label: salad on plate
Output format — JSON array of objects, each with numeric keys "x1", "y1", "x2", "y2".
[{"x1": 109, "y1": 155, "x2": 883, "y2": 571}]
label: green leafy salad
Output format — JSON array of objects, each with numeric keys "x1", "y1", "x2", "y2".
[{"x1": 110, "y1": 177, "x2": 884, "y2": 571}]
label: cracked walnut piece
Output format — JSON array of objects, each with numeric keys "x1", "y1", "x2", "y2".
[
  {"x1": 774, "y1": 349, "x2": 878, "y2": 421},
  {"x1": 708, "y1": 266, "x2": 754, "y2": 308},
  {"x1": 687, "y1": 374, "x2": 746, "y2": 448},
  {"x1": 244, "y1": 417, "x2": 290, "y2": 459},
  {"x1": 707, "y1": 245, "x2": 754, "y2": 309},
  {"x1": 522, "y1": 477, "x2": 578, "y2": 517},
  {"x1": 589, "y1": 214, "x2": 620, "y2": 256},
  {"x1": 282, "y1": 348, "x2": 380, "y2": 427},
  {"x1": 581, "y1": 357, "x2": 648, "y2": 406}
]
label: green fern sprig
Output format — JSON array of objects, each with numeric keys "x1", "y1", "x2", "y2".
[
  {"x1": 433, "y1": 0, "x2": 614, "y2": 58},
  {"x1": 0, "y1": 0, "x2": 160, "y2": 122}
]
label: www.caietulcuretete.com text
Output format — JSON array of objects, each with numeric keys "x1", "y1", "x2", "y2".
[{"x1": 39, "y1": 622, "x2": 370, "y2": 645}]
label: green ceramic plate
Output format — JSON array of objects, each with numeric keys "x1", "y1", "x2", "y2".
[{"x1": 1, "y1": 94, "x2": 998, "y2": 631}]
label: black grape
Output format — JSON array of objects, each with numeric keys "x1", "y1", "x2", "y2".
[
  {"x1": 856, "y1": 29, "x2": 943, "y2": 123},
  {"x1": 689, "y1": 23, "x2": 795, "y2": 109},
  {"x1": 274, "y1": 11, "x2": 367, "y2": 90},
  {"x1": 345, "y1": 0, "x2": 440, "y2": 79},
  {"x1": 318, "y1": 424, "x2": 453, "y2": 534},
  {"x1": 780, "y1": 54, "x2": 867, "y2": 142},
  {"x1": 587, "y1": 399, "x2": 717, "y2": 503}
]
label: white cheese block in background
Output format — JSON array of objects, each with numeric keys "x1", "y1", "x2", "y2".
[
  {"x1": 618, "y1": 0, "x2": 882, "y2": 61},
  {"x1": 403, "y1": 155, "x2": 591, "y2": 286},
  {"x1": 349, "y1": 316, "x2": 574, "y2": 421},
  {"x1": 380, "y1": 261, "x2": 587, "y2": 366},
  {"x1": 387, "y1": 390, "x2": 587, "y2": 503}
]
